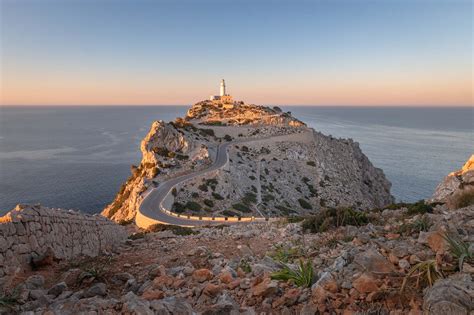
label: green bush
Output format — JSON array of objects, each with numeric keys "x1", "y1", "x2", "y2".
[
  {"x1": 302, "y1": 207, "x2": 369, "y2": 233},
  {"x1": 199, "y1": 128, "x2": 215, "y2": 137},
  {"x1": 172, "y1": 202, "x2": 186, "y2": 213},
  {"x1": 242, "y1": 192, "x2": 257, "y2": 204},
  {"x1": 203, "y1": 199, "x2": 214, "y2": 207},
  {"x1": 191, "y1": 192, "x2": 199, "y2": 198},
  {"x1": 223, "y1": 134, "x2": 232, "y2": 141},
  {"x1": 306, "y1": 161, "x2": 316, "y2": 167},
  {"x1": 147, "y1": 224, "x2": 198, "y2": 236},
  {"x1": 298, "y1": 198, "x2": 312, "y2": 210},
  {"x1": 185, "y1": 201, "x2": 202, "y2": 212},
  {"x1": 212, "y1": 192, "x2": 224, "y2": 200},
  {"x1": 407, "y1": 200, "x2": 433, "y2": 215},
  {"x1": 222, "y1": 210, "x2": 239, "y2": 217},
  {"x1": 198, "y1": 184, "x2": 208, "y2": 192},
  {"x1": 232, "y1": 203, "x2": 251, "y2": 212}
]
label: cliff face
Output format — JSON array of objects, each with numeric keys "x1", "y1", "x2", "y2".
[
  {"x1": 103, "y1": 100, "x2": 394, "y2": 222},
  {"x1": 101, "y1": 119, "x2": 214, "y2": 222},
  {"x1": 430, "y1": 154, "x2": 474, "y2": 209}
]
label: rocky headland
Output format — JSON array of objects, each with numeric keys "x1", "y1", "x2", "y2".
[{"x1": 102, "y1": 100, "x2": 394, "y2": 223}]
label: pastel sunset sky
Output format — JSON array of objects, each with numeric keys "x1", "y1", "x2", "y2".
[{"x1": 0, "y1": 0, "x2": 472, "y2": 106}]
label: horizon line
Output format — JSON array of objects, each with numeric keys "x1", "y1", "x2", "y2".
[{"x1": 1, "y1": 103, "x2": 473, "y2": 108}]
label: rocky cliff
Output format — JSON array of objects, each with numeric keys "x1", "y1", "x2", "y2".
[
  {"x1": 103, "y1": 100, "x2": 394, "y2": 222},
  {"x1": 430, "y1": 154, "x2": 474, "y2": 209}
]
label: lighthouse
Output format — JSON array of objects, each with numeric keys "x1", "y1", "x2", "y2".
[
  {"x1": 209, "y1": 79, "x2": 233, "y2": 104},
  {"x1": 220, "y1": 79, "x2": 226, "y2": 96}
]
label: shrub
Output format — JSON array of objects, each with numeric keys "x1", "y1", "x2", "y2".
[
  {"x1": 275, "y1": 205, "x2": 295, "y2": 216},
  {"x1": 147, "y1": 224, "x2": 198, "y2": 236},
  {"x1": 232, "y1": 203, "x2": 251, "y2": 212},
  {"x1": 306, "y1": 161, "x2": 316, "y2": 167},
  {"x1": 302, "y1": 207, "x2": 369, "y2": 233},
  {"x1": 199, "y1": 128, "x2": 215, "y2": 137},
  {"x1": 118, "y1": 219, "x2": 134, "y2": 226},
  {"x1": 191, "y1": 192, "x2": 199, "y2": 198},
  {"x1": 171, "y1": 187, "x2": 177, "y2": 197},
  {"x1": 172, "y1": 202, "x2": 186, "y2": 213},
  {"x1": 203, "y1": 199, "x2": 214, "y2": 207},
  {"x1": 242, "y1": 192, "x2": 257, "y2": 204},
  {"x1": 271, "y1": 259, "x2": 314, "y2": 288},
  {"x1": 212, "y1": 192, "x2": 224, "y2": 200},
  {"x1": 204, "y1": 120, "x2": 224, "y2": 126},
  {"x1": 401, "y1": 260, "x2": 443, "y2": 293},
  {"x1": 150, "y1": 167, "x2": 159, "y2": 178},
  {"x1": 269, "y1": 244, "x2": 302, "y2": 263},
  {"x1": 198, "y1": 184, "x2": 208, "y2": 192},
  {"x1": 249, "y1": 175, "x2": 256, "y2": 180},
  {"x1": 223, "y1": 134, "x2": 232, "y2": 141},
  {"x1": 449, "y1": 190, "x2": 474, "y2": 209},
  {"x1": 129, "y1": 232, "x2": 147, "y2": 240},
  {"x1": 185, "y1": 201, "x2": 202, "y2": 212},
  {"x1": 241, "y1": 146, "x2": 249, "y2": 152},
  {"x1": 298, "y1": 198, "x2": 312, "y2": 210},
  {"x1": 222, "y1": 210, "x2": 239, "y2": 217},
  {"x1": 406, "y1": 200, "x2": 433, "y2": 215},
  {"x1": 397, "y1": 216, "x2": 431, "y2": 234},
  {"x1": 286, "y1": 216, "x2": 304, "y2": 223},
  {"x1": 175, "y1": 154, "x2": 189, "y2": 160}
]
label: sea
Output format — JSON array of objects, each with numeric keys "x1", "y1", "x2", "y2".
[{"x1": 0, "y1": 106, "x2": 472, "y2": 215}]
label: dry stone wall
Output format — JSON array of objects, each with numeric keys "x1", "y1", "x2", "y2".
[{"x1": 0, "y1": 204, "x2": 127, "y2": 279}]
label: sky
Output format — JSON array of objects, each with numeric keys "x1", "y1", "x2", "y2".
[{"x1": 0, "y1": 0, "x2": 472, "y2": 106}]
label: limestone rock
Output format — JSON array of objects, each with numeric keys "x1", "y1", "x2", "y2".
[
  {"x1": 430, "y1": 154, "x2": 474, "y2": 209},
  {"x1": 423, "y1": 273, "x2": 473, "y2": 315}
]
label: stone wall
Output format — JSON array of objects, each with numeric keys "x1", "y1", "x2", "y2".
[{"x1": 0, "y1": 204, "x2": 128, "y2": 279}]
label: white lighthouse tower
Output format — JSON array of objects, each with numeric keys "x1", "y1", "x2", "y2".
[
  {"x1": 220, "y1": 79, "x2": 226, "y2": 96},
  {"x1": 210, "y1": 79, "x2": 233, "y2": 104}
]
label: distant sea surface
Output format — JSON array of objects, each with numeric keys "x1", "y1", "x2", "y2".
[{"x1": 0, "y1": 106, "x2": 472, "y2": 215}]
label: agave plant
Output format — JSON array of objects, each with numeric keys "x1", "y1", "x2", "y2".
[
  {"x1": 443, "y1": 233, "x2": 473, "y2": 271},
  {"x1": 400, "y1": 260, "x2": 443, "y2": 293},
  {"x1": 270, "y1": 259, "x2": 314, "y2": 288}
]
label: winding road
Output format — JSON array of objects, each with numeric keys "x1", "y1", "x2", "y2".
[
  {"x1": 136, "y1": 131, "x2": 304, "y2": 228},
  {"x1": 137, "y1": 140, "x2": 252, "y2": 228}
]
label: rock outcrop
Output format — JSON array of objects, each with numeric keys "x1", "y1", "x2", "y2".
[
  {"x1": 0, "y1": 204, "x2": 127, "y2": 284},
  {"x1": 431, "y1": 154, "x2": 474, "y2": 209},
  {"x1": 103, "y1": 100, "x2": 394, "y2": 222}
]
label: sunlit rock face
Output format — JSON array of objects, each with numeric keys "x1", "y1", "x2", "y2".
[
  {"x1": 102, "y1": 118, "x2": 213, "y2": 222},
  {"x1": 103, "y1": 100, "x2": 394, "y2": 222},
  {"x1": 185, "y1": 100, "x2": 306, "y2": 127},
  {"x1": 430, "y1": 154, "x2": 474, "y2": 208}
]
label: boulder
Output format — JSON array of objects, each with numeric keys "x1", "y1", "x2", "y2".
[{"x1": 423, "y1": 273, "x2": 473, "y2": 315}]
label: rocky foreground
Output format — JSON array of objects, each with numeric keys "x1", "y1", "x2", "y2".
[{"x1": 3, "y1": 203, "x2": 473, "y2": 314}]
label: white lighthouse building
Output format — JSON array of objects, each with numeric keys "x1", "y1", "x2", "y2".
[
  {"x1": 210, "y1": 79, "x2": 233, "y2": 103},
  {"x1": 220, "y1": 79, "x2": 226, "y2": 96}
]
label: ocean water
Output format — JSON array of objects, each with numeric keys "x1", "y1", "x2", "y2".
[{"x1": 0, "y1": 106, "x2": 472, "y2": 215}]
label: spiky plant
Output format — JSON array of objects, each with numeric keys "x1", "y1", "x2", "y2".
[
  {"x1": 443, "y1": 233, "x2": 473, "y2": 271},
  {"x1": 400, "y1": 260, "x2": 443, "y2": 293},
  {"x1": 271, "y1": 259, "x2": 314, "y2": 288}
]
